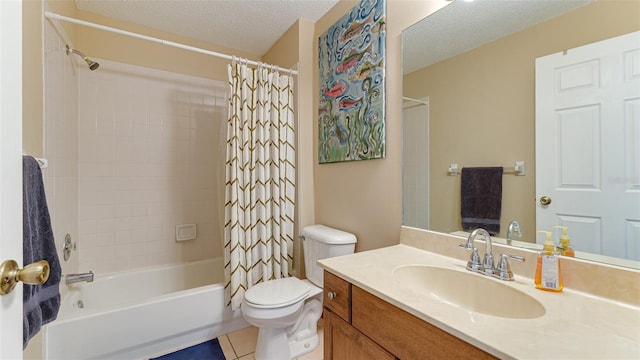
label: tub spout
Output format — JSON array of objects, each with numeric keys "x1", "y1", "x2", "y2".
[{"x1": 65, "y1": 271, "x2": 94, "y2": 285}]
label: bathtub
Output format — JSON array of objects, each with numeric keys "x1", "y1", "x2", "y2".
[{"x1": 43, "y1": 258, "x2": 249, "y2": 359}]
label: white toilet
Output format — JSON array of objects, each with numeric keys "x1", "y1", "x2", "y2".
[{"x1": 241, "y1": 225, "x2": 357, "y2": 360}]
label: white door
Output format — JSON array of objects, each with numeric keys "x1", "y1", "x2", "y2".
[
  {"x1": 536, "y1": 31, "x2": 640, "y2": 260},
  {"x1": 0, "y1": 0, "x2": 24, "y2": 358}
]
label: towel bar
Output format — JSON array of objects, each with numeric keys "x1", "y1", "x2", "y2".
[
  {"x1": 448, "y1": 161, "x2": 525, "y2": 176},
  {"x1": 22, "y1": 150, "x2": 48, "y2": 169},
  {"x1": 36, "y1": 158, "x2": 48, "y2": 169}
]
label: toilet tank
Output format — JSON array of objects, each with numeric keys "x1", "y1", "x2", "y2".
[{"x1": 302, "y1": 225, "x2": 357, "y2": 288}]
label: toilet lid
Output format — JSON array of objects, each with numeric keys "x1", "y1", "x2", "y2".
[{"x1": 244, "y1": 277, "x2": 310, "y2": 307}]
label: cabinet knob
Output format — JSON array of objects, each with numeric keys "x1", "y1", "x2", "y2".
[{"x1": 327, "y1": 291, "x2": 337, "y2": 300}]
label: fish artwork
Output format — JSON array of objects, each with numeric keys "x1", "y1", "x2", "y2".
[
  {"x1": 339, "y1": 96, "x2": 363, "y2": 111},
  {"x1": 322, "y1": 80, "x2": 347, "y2": 98},
  {"x1": 318, "y1": 0, "x2": 386, "y2": 163},
  {"x1": 337, "y1": 42, "x2": 373, "y2": 74},
  {"x1": 340, "y1": 16, "x2": 373, "y2": 43},
  {"x1": 352, "y1": 60, "x2": 376, "y2": 81}
]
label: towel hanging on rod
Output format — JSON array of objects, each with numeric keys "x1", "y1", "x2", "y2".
[
  {"x1": 22, "y1": 150, "x2": 48, "y2": 169},
  {"x1": 460, "y1": 167, "x2": 503, "y2": 235},
  {"x1": 22, "y1": 156, "x2": 61, "y2": 347}
]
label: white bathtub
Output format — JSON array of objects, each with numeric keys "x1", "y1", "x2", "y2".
[{"x1": 43, "y1": 258, "x2": 248, "y2": 359}]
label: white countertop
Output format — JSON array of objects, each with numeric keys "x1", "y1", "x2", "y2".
[{"x1": 318, "y1": 244, "x2": 640, "y2": 359}]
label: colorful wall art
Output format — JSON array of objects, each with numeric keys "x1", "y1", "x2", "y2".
[{"x1": 318, "y1": 0, "x2": 386, "y2": 163}]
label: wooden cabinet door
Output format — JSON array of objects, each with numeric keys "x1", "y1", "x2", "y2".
[
  {"x1": 324, "y1": 308, "x2": 395, "y2": 360},
  {"x1": 351, "y1": 286, "x2": 496, "y2": 360},
  {"x1": 323, "y1": 271, "x2": 351, "y2": 321}
]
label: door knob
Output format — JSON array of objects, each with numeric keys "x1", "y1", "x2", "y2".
[
  {"x1": 0, "y1": 260, "x2": 50, "y2": 295},
  {"x1": 540, "y1": 196, "x2": 552, "y2": 206}
]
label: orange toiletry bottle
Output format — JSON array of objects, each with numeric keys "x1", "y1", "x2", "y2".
[
  {"x1": 554, "y1": 226, "x2": 575, "y2": 257},
  {"x1": 535, "y1": 231, "x2": 563, "y2": 292}
]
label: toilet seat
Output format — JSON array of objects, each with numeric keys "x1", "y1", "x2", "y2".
[{"x1": 244, "y1": 277, "x2": 310, "y2": 309}]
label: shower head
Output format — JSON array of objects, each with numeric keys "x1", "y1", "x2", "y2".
[{"x1": 65, "y1": 45, "x2": 99, "y2": 71}]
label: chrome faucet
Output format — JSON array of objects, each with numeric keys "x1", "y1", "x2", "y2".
[
  {"x1": 459, "y1": 228, "x2": 495, "y2": 276},
  {"x1": 506, "y1": 220, "x2": 522, "y2": 246},
  {"x1": 65, "y1": 271, "x2": 94, "y2": 285}
]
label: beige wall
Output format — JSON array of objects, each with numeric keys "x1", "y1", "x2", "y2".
[
  {"x1": 23, "y1": 1, "x2": 44, "y2": 157},
  {"x1": 291, "y1": 19, "x2": 317, "y2": 235},
  {"x1": 404, "y1": 0, "x2": 640, "y2": 242},
  {"x1": 312, "y1": 0, "x2": 449, "y2": 252},
  {"x1": 263, "y1": 20, "x2": 299, "y2": 69}
]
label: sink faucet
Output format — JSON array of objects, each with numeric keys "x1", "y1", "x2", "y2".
[
  {"x1": 460, "y1": 228, "x2": 495, "y2": 276},
  {"x1": 65, "y1": 271, "x2": 94, "y2": 285},
  {"x1": 506, "y1": 220, "x2": 522, "y2": 246}
]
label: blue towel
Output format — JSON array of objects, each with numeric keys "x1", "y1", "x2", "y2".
[
  {"x1": 461, "y1": 167, "x2": 503, "y2": 235},
  {"x1": 23, "y1": 156, "x2": 61, "y2": 349}
]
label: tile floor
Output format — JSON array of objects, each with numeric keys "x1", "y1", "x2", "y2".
[{"x1": 218, "y1": 320, "x2": 324, "y2": 360}]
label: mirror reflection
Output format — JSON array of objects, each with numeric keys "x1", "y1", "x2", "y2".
[{"x1": 402, "y1": 0, "x2": 640, "y2": 268}]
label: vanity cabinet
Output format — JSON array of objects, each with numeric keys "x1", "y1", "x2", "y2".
[
  {"x1": 324, "y1": 309, "x2": 395, "y2": 359},
  {"x1": 323, "y1": 271, "x2": 497, "y2": 360}
]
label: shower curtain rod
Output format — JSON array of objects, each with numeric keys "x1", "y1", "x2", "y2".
[{"x1": 44, "y1": 11, "x2": 298, "y2": 76}]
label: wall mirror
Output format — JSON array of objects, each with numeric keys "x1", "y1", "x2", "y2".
[{"x1": 402, "y1": 0, "x2": 640, "y2": 269}]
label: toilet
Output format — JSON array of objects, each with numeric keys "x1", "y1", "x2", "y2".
[{"x1": 241, "y1": 225, "x2": 357, "y2": 360}]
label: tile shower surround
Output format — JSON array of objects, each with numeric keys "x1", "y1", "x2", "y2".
[
  {"x1": 76, "y1": 60, "x2": 227, "y2": 274},
  {"x1": 44, "y1": 15, "x2": 80, "y2": 278}
]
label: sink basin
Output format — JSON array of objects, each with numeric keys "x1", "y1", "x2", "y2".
[{"x1": 392, "y1": 265, "x2": 545, "y2": 319}]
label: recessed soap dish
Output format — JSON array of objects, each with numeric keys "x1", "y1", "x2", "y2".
[{"x1": 175, "y1": 224, "x2": 197, "y2": 241}]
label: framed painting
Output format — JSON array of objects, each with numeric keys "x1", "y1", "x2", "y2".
[{"x1": 318, "y1": 0, "x2": 386, "y2": 163}]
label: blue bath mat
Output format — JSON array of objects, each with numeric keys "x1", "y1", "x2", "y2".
[{"x1": 151, "y1": 338, "x2": 225, "y2": 360}]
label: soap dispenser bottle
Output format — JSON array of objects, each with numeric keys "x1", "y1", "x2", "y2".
[
  {"x1": 554, "y1": 226, "x2": 575, "y2": 257},
  {"x1": 535, "y1": 231, "x2": 564, "y2": 292}
]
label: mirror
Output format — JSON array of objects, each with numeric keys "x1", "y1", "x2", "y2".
[{"x1": 402, "y1": 0, "x2": 640, "y2": 269}]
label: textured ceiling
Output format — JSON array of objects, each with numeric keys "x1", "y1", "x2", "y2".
[
  {"x1": 75, "y1": 0, "x2": 340, "y2": 56},
  {"x1": 403, "y1": 0, "x2": 595, "y2": 74}
]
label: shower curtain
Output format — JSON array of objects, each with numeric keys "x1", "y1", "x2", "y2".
[{"x1": 224, "y1": 59, "x2": 296, "y2": 310}]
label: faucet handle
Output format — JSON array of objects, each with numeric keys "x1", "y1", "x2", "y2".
[
  {"x1": 493, "y1": 254, "x2": 525, "y2": 281},
  {"x1": 483, "y1": 253, "x2": 496, "y2": 276},
  {"x1": 466, "y1": 247, "x2": 484, "y2": 273}
]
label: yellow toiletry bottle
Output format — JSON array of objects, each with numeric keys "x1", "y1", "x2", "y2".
[
  {"x1": 535, "y1": 231, "x2": 564, "y2": 292},
  {"x1": 554, "y1": 226, "x2": 575, "y2": 257}
]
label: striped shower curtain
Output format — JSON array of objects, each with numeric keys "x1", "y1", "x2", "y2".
[{"x1": 224, "y1": 59, "x2": 296, "y2": 310}]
